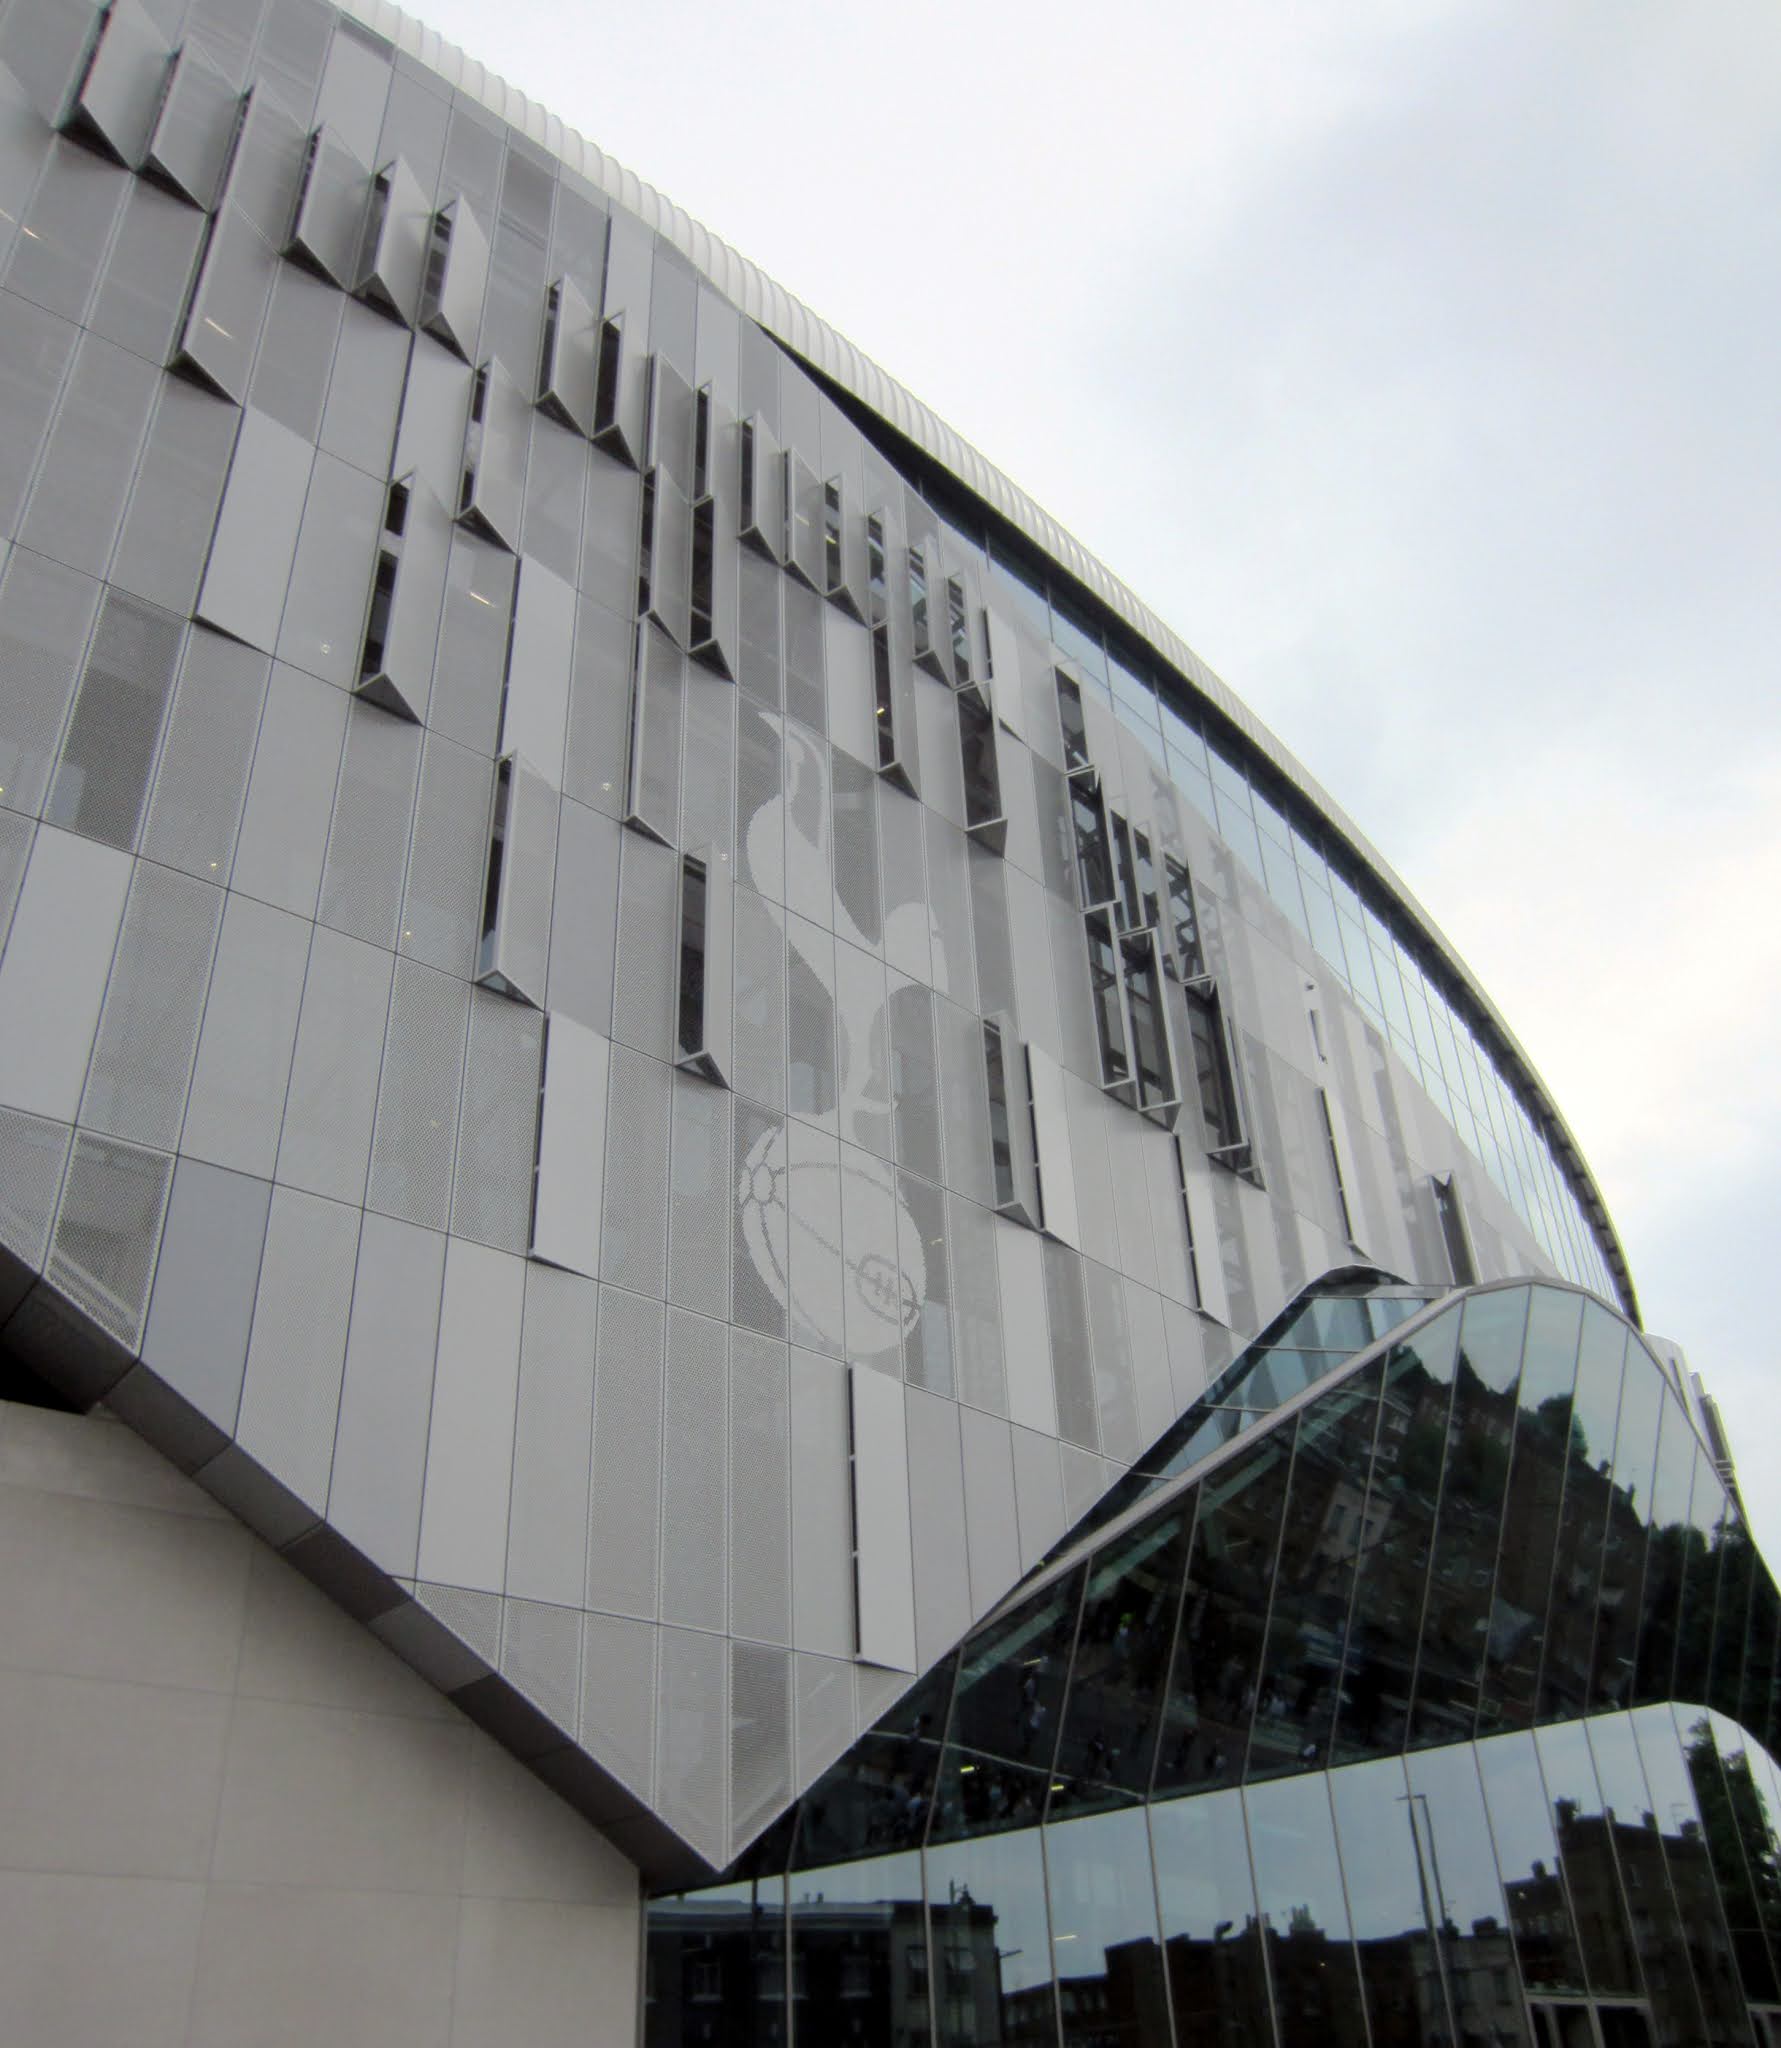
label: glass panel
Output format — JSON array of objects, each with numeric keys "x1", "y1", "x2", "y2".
[
  {"x1": 1154, "y1": 1432, "x2": 1295, "y2": 1795},
  {"x1": 1586, "y1": 1713, "x2": 1708, "y2": 2048},
  {"x1": 1676, "y1": 1470, "x2": 1731, "y2": 1712},
  {"x1": 1051, "y1": 1504, "x2": 1192, "y2": 1818},
  {"x1": 1409, "y1": 1288, "x2": 1530, "y2": 1748},
  {"x1": 1045, "y1": 1806, "x2": 1170, "y2": 2046},
  {"x1": 1405, "y1": 1743, "x2": 1536, "y2": 2048},
  {"x1": 647, "y1": 1874, "x2": 787, "y2": 2048},
  {"x1": 1743, "y1": 1570, "x2": 1781, "y2": 1758},
  {"x1": 1483, "y1": 1287, "x2": 1582, "y2": 1736},
  {"x1": 1680, "y1": 1709, "x2": 1781, "y2": 2004},
  {"x1": 792, "y1": 1652, "x2": 956, "y2": 1867},
  {"x1": 1328, "y1": 1754, "x2": 1440, "y2": 2046},
  {"x1": 1331, "y1": 1307, "x2": 1461, "y2": 1764},
  {"x1": 1633, "y1": 1413, "x2": 1703, "y2": 1707},
  {"x1": 1534, "y1": 1719, "x2": 1643, "y2": 1997},
  {"x1": 1541, "y1": 1303, "x2": 1628, "y2": 1721},
  {"x1": 1475, "y1": 1730, "x2": 1589, "y2": 1995},
  {"x1": 1628, "y1": 1703, "x2": 1751, "y2": 2047},
  {"x1": 926, "y1": 1826, "x2": 1055, "y2": 2046},
  {"x1": 1245, "y1": 1773, "x2": 1370, "y2": 2047},
  {"x1": 1592, "y1": 1341, "x2": 1665, "y2": 1712},
  {"x1": 1248, "y1": 1363, "x2": 1384, "y2": 1780},
  {"x1": 1151, "y1": 1785, "x2": 1273, "y2": 2046},
  {"x1": 787, "y1": 1849, "x2": 927, "y2": 2048},
  {"x1": 933, "y1": 1563, "x2": 1085, "y2": 1840}
]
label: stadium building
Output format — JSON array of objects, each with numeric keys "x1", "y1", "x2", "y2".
[{"x1": 0, "y1": 0, "x2": 1772, "y2": 2041}]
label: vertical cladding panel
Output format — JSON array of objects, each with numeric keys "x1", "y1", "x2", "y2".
[
  {"x1": 398, "y1": 731, "x2": 488, "y2": 980},
  {"x1": 924, "y1": 811, "x2": 976, "y2": 1012},
  {"x1": 320, "y1": 300, "x2": 411, "y2": 484},
  {"x1": 1010, "y1": 1422, "x2": 1067, "y2": 1570},
  {"x1": 0, "y1": 807, "x2": 32, "y2": 952},
  {"x1": 1143, "y1": 1122, "x2": 1196, "y2": 1309},
  {"x1": 249, "y1": 267, "x2": 347, "y2": 444},
  {"x1": 996, "y1": 1215, "x2": 1056, "y2": 1436},
  {"x1": 849, "y1": 1360, "x2": 915, "y2": 1671},
  {"x1": 731, "y1": 1098, "x2": 788, "y2": 1341},
  {"x1": 730, "y1": 883, "x2": 785, "y2": 1111},
  {"x1": 1060, "y1": 1442, "x2": 1109, "y2": 1527},
  {"x1": 679, "y1": 665, "x2": 736, "y2": 868},
  {"x1": 667, "y1": 1070, "x2": 732, "y2": 1320},
  {"x1": 1106, "y1": 1107, "x2": 1161, "y2": 1292},
  {"x1": 561, "y1": 592, "x2": 632, "y2": 821},
  {"x1": 78, "y1": 863, "x2": 223, "y2": 1152},
  {"x1": 1042, "y1": 1237, "x2": 1100, "y2": 1452},
  {"x1": 1181, "y1": 1160, "x2": 1230, "y2": 1327},
  {"x1": 904, "y1": 1385, "x2": 971, "y2": 1670},
  {"x1": 327, "y1": 1210, "x2": 446, "y2": 1578},
  {"x1": 394, "y1": 338, "x2": 475, "y2": 506},
  {"x1": 449, "y1": 989, "x2": 543, "y2": 1254},
  {"x1": 781, "y1": 719, "x2": 832, "y2": 929},
  {"x1": 365, "y1": 954, "x2": 471, "y2": 1231},
  {"x1": 1046, "y1": 892, "x2": 1100, "y2": 1080},
  {"x1": 0, "y1": 294, "x2": 77, "y2": 543},
  {"x1": 545, "y1": 797, "x2": 621, "y2": 1037},
  {"x1": 822, "y1": 577, "x2": 872, "y2": 762},
  {"x1": 659, "y1": 1306, "x2": 729, "y2": 1633},
  {"x1": 785, "y1": 912, "x2": 837, "y2": 1132},
  {"x1": 5, "y1": 137, "x2": 128, "y2": 327},
  {"x1": 912, "y1": 659, "x2": 966, "y2": 827},
  {"x1": 794, "y1": 1651, "x2": 855, "y2": 1805},
  {"x1": 959, "y1": 1405, "x2": 1022, "y2": 1616},
  {"x1": 502, "y1": 553, "x2": 575, "y2": 788},
  {"x1": 430, "y1": 532, "x2": 514, "y2": 755},
  {"x1": 0, "y1": 1107, "x2": 73, "y2": 1284},
  {"x1": 729, "y1": 1327, "x2": 792, "y2": 1647},
  {"x1": 1083, "y1": 1255, "x2": 1141, "y2": 1465},
  {"x1": 834, "y1": 937, "x2": 891, "y2": 1158},
  {"x1": 487, "y1": 756, "x2": 556, "y2": 1006},
  {"x1": 599, "y1": 1043, "x2": 671, "y2": 1302},
  {"x1": 0, "y1": 825, "x2": 131, "y2": 1123},
  {"x1": 887, "y1": 978, "x2": 943, "y2": 1188},
  {"x1": 789, "y1": 1346, "x2": 853, "y2": 1658},
  {"x1": 1161, "y1": 1293, "x2": 1214, "y2": 1415},
  {"x1": 138, "y1": 1158, "x2": 271, "y2": 1437},
  {"x1": 531, "y1": 1012, "x2": 608, "y2": 1280},
  {"x1": 20, "y1": 330, "x2": 158, "y2": 579},
  {"x1": 1121, "y1": 1276, "x2": 1175, "y2": 1452},
  {"x1": 878, "y1": 782, "x2": 929, "y2": 984},
  {"x1": 610, "y1": 829, "x2": 677, "y2": 1060},
  {"x1": 316, "y1": 699, "x2": 422, "y2": 951},
  {"x1": 0, "y1": 547, "x2": 101, "y2": 824},
  {"x1": 1061, "y1": 1070, "x2": 1119, "y2": 1270},
  {"x1": 415, "y1": 1237, "x2": 526, "y2": 1594},
  {"x1": 829, "y1": 745, "x2": 880, "y2": 949},
  {"x1": 273, "y1": 451, "x2": 382, "y2": 691},
  {"x1": 948, "y1": 1191, "x2": 1007, "y2": 1418},
  {"x1": 898, "y1": 1167, "x2": 952, "y2": 1398},
  {"x1": 138, "y1": 628, "x2": 270, "y2": 886},
  {"x1": 42, "y1": 587, "x2": 184, "y2": 851},
  {"x1": 733, "y1": 699, "x2": 783, "y2": 898},
  {"x1": 275, "y1": 924, "x2": 390, "y2": 1205},
  {"x1": 654, "y1": 1623, "x2": 728, "y2": 1870},
  {"x1": 784, "y1": 1116, "x2": 844, "y2": 1361},
  {"x1": 499, "y1": 1598, "x2": 581, "y2": 1734},
  {"x1": 505, "y1": 1262, "x2": 598, "y2": 1608},
  {"x1": 229, "y1": 661, "x2": 349, "y2": 921},
  {"x1": 628, "y1": 619, "x2": 684, "y2": 840},
  {"x1": 1004, "y1": 864, "x2": 1060, "y2": 1063},
  {"x1": 195, "y1": 406, "x2": 315, "y2": 655},
  {"x1": 933, "y1": 996, "x2": 994, "y2": 1208},
  {"x1": 45, "y1": 1130, "x2": 171, "y2": 1352},
  {"x1": 586, "y1": 1283, "x2": 664, "y2": 1621},
  {"x1": 730, "y1": 1639, "x2": 792, "y2": 1855},
  {"x1": 579, "y1": 1609, "x2": 657, "y2": 1803},
  {"x1": 235, "y1": 1183, "x2": 360, "y2": 1513},
  {"x1": 839, "y1": 1141, "x2": 907, "y2": 1372},
  {"x1": 968, "y1": 840, "x2": 1015, "y2": 1022},
  {"x1": 1026, "y1": 1043, "x2": 1080, "y2": 1251}
]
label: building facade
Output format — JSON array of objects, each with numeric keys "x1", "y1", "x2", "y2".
[{"x1": 0, "y1": 0, "x2": 1767, "y2": 2040}]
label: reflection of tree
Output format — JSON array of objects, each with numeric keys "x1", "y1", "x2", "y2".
[{"x1": 1682, "y1": 1716, "x2": 1781, "y2": 2005}]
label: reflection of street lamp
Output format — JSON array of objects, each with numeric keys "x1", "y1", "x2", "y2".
[{"x1": 1401, "y1": 1791, "x2": 1459, "y2": 2045}]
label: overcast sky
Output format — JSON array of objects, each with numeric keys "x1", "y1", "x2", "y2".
[{"x1": 419, "y1": 0, "x2": 1781, "y2": 1551}]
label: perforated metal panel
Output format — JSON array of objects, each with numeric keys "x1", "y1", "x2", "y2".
[
  {"x1": 667, "y1": 1073, "x2": 731, "y2": 1319},
  {"x1": 1082, "y1": 1254, "x2": 1140, "y2": 1465},
  {"x1": 0, "y1": 547, "x2": 100, "y2": 822},
  {"x1": 1041, "y1": 1237, "x2": 1100, "y2": 1453},
  {"x1": 829, "y1": 745, "x2": 880, "y2": 949},
  {"x1": 0, "y1": 1105, "x2": 72, "y2": 1271},
  {"x1": 397, "y1": 730, "x2": 487, "y2": 977},
  {"x1": 658, "y1": 1306, "x2": 728, "y2": 1633},
  {"x1": 45, "y1": 1130, "x2": 171, "y2": 1350},
  {"x1": 727, "y1": 1327, "x2": 790, "y2": 1648},
  {"x1": 946, "y1": 1190, "x2": 1006, "y2": 1417},
  {"x1": 598, "y1": 1043, "x2": 671, "y2": 1300},
  {"x1": 499, "y1": 1596, "x2": 582, "y2": 1732},
  {"x1": 366, "y1": 955, "x2": 471, "y2": 1230},
  {"x1": 585, "y1": 1283, "x2": 664, "y2": 1621},
  {"x1": 610, "y1": 829, "x2": 677, "y2": 1059},
  {"x1": 137, "y1": 629, "x2": 270, "y2": 884},
  {"x1": 78, "y1": 862, "x2": 222, "y2": 1152},
  {"x1": 580, "y1": 1609, "x2": 658, "y2": 1802},
  {"x1": 414, "y1": 1579, "x2": 503, "y2": 1670},
  {"x1": 42, "y1": 587, "x2": 184, "y2": 850},
  {"x1": 449, "y1": 990, "x2": 542, "y2": 1253},
  {"x1": 731, "y1": 1099, "x2": 788, "y2": 1341},
  {"x1": 276, "y1": 926, "x2": 392, "y2": 1205},
  {"x1": 728, "y1": 1639, "x2": 792, "y2": 1856},
  {"x1": 729, "y1": 884, "x2": 785, "y2": 1112},
  {"x1": 654, "y1": 1623, "x2": 727, "y2": 1869},
  {"x1": 793, "y1": 1650, "x2": 855, "y2": 1795}
]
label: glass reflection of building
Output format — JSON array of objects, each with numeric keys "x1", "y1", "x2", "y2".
[{"x1": 649, "y1": 1276, "x2": 1781, "y2": 2048}]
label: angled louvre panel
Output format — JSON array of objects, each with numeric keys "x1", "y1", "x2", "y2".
[
  {"x1": 456, "y1": 358, "x2": 529, "y2": 552},
  {"x1": 1180, "y1": 978, "x2": 1253, "y2": 1176},
  {"x1": 1026, "y1": 1044, "x2": 1080, "y2": 1249},
  {"x1": 1055, "y1": 664, "x2": 1096, "y2": 779},
  {"x1": 957, "y1": 680, "x2": 1006, "y2": 852},
  {"x1": 1176, "y1": 1139, "x2": 1228, "y2": 1324},
  {"x1": 624, "y1": 620, "x2": 686, "y2": 847},
  {"x1": 638, "y1": 464, "x2": 693, "y2": 649},
  {"x1": 945, "y1": 572, "x2": 979, "y2": 691},
  {"x1": 501, "y1": 556, "x2": 576, "y2": 790},
  {"x1": 849, "y1": 1364, "x2": 915, "y2": 1672},
  {"x1": 355, "y1": 474, "x2": 450, "y2": 723},
  {"x1": 476, "y1": 753, "x2": 556, "y2": 1008},
  {"x1": 737, "y1": 415, "x2": 785, "y2": 563},
  {"x1": 821, "y1": 475, "x2": 868, "y2": 622},
  {"x1": 536, "y1": 275, "x2": 597, "y2": 435},
  {"x1": 171, "y1": 202, "x2": 274, "y2": 402},
  {"x1": 418, "y1": 197, "x2": 489, "y2": 362},
  {"x1": 1433, "y1": 1171, "x2": 1478, "y2": 1286},
  {"x1": 675, "y1": 847, "x2": 733, "y2": 1087},
  {"x1": 1072, "y1": 773, "x2": 1117, "y2": 911},
  {"x1": 872, "y1": 623, "x2": 919, "y2": 798},
  {"x1": 983, "y1": 1012, "x2": 1042, "y2": 1231},
  {"x1": 62, "y1": 0, "x2": 168, "y2": 167},
  {"x1": 907, "y1": 541, "x2": 953, "y2": 685},
  {"x1": 1123, "y1": 927, "x2": 1182, "y2": 1129},
  {"x1": 1085, "y1": 909, "x2": 1135, "y2": 1107},
  {"x1": 784, "y1": 451, "x2": 824, "y2": 591},
  {"x1": 592, "y1": 313, "x2": 648, "y2": 466},
  {"x1": 690, "y1": 489, "x2": 738, "y2": 681},
  {"x1": 284, "y1": 125, "x2": 366, "y2": 285},
  {"x1": 984, "y1": 606, "x2": 1032, "y2": 740},
  {"x1": 143, "y1": 42, "x2": 239, "y2": 210},
  {"x1": 195, "y1": 407, "x2": 312, "y2": 650},
  {"x1": 1318, "y1": 1080, "x2": 1372, "y2": 1254},
  {"x1": 353, "y1": 156, "x2": 429, "y2": 325},
  {"x1": 530, "y1": 1013, "x2": 609, "y2": 1278},
  {"x1": 646, "y1": 353, "x2": 697, "y2": 496}
]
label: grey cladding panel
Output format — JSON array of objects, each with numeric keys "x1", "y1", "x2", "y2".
[
  {"x1": 139, "y1": 1157, "x2": 271, "y2": 1434},
  {"x1": 196, "y1": 407, "x2": 314, "y2": 654},
  {"x1": 419, "y1": 195, "x2": 488, "y2": 359},
  {"x1": 145, "y1": 42, "x2": 240, "y2": 209},
  {"x1": 355, "y1": 153, "x2": 429, "y2": 323},
  {"x1": 181, "y1": 891, "x2": 308, "y2": 1179},
  {"x1": 67, "y1": 0, "x2": 167, "y2": 166}
]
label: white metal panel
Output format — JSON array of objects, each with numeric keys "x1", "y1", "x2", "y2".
[
  {"x1": 415, "y1": 1236, "x2": 526, "y2": 1593},
  {"x1": 0, "y1": 826, "x2": 131, "y2": 1121},
  {"x1": 994, "y1": 1214, "x2": 1056, "y2": 1436},
  {"x1": 1026, "y1": 1043, "x2": 1079, "y2": 1250},
  {"x1": 983, "y1": 607, "x2": 1025, "y2": 739},
  {"x1": 848, "y1": 1360, "x2": 915, "y2": 1672},
  {"x1": 502, "y1": 554, "x2": 575, "y2": 788},
  {"x1": 530, "y1": 1011, "x2": 608, "y2": 1278},
  {"x1": 195, "y1": 408, "x2": 314, "y2": 653}
]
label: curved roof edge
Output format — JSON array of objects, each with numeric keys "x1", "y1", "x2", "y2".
[{"x1": 337, "y1": 0, "x2": 1636, "y2": 1322}]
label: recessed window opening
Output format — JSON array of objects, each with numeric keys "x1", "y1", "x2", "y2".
[
  {"x1": 677, "y1": 855, "x2": 708, "y2": 1062},
  {"x1": 1318, "y1": 1089, "x2": 1355, "y2": 1241},
  {"x1": 383, "y1": 479, "x2": 409, "y2": 538},
  {"x1": 907, "y1": 543, "x2": 928, "y2": 648},
  {"x1": 1072, "y1": 778, "x2": 1115, "y2": 911},
  {"x1": 636, "y1": 470, "x2": 657, "y2": 618},
  {"x1": 1172, "y1": 1135, "x2": 1203, "y2": 1310},
  {"x1": 693, "y1": 385, "x2": 711, "y2": 501},
  {"x1": 477, "y1": 756, "x2": 513, "y2": 982},
  {"x1": 1185, "y1": 983, "x2": 1249, "y2": 1171},
  {"x1": 289, "y1": 129, "x2": 321, "y2": 235},
  {"x1": 823, "y1": 480, "x2": 844, "y2": 593},
  {"x1": 1110, "y1": 811, "x2": 1145, "y2": 931},
  {"x1": 1123, "y1": 931, "x2": 1177, "y2": 1119},
  {"x1": 1085, "y1": 911, "x2": 1133, "y2": 1102},
  {"x1": 420, "y1": 207, "x2": 452, "y2": 309},
  {"x1": 356, "y1": 166, "x2": 392, "y2": 281},
  {"x1": 866, "y1": 513, "x2": 888, "y2": 626},
  {"x1": 1056, "y1": 669, "x2": 1092, "y2": 776},
  {"x1": 359, "y1": 551, "x2": 398, "y2": 679},
  {"x1": 689, "y1": 495, "x2": 715, "y2": 648},
  {"x1": 982, "y1": 1018, "x2": 1033, "y2": 1217},
  {"x1": 1166, "y1": 855, "x2": 1205, "y2": 981},
  {"x1": 738, "y1": 418, "x2": 756, "y2": 522},
  {"x1": 871, "y1": 625, "x2": 896, "y2": 771},
  {"x1": 1133, "y1": 829, "x2": 1161, "y2": 932},
  {"x1": 957, "y1": 685, "x2": 1002, "y2": 835},
  {"x1": 536, "y1": 280, "x2": 562, "y2": 393},
  {"x1": 594, "y1": 315, "x2": 624, "y2": 432},
  {"x1": 1434, "y1": 1173, "x2": 1478, "y2": 1286},
  {"x1": 946, "y1": 577, "x2": 973, "y2": 684}
]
